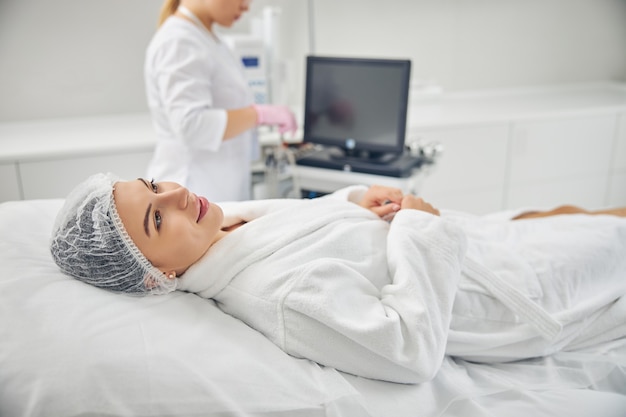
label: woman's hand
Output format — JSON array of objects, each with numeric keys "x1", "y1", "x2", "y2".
[
  {"x1": 401, "y1": 195, "x2": 440, "y2": 216},
  {"x1": 359, "y1": 186, "x2": 440, "y2": 220},
  {"x1": 253, "y1": 104, "x2": 298, "y2": 135},
  {"x1": 359, "y1": 185, "x2": 403, "y2": 220}
]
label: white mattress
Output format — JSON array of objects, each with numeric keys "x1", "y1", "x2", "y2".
[{"x1": 1, "y1": 199, "x2": 625, "y2": 417}]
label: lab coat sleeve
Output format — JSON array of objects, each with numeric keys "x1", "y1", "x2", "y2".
[
  {"x1": 280, "y1": 209, "x2": 467, "y2": 383},
  {"x1": 149, "y1": 37, "x2": 227, "y2": 151}
]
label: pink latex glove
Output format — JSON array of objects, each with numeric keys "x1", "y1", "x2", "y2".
[{"x1": 253, "y1": 104, "x2": 297, "y2": 135}]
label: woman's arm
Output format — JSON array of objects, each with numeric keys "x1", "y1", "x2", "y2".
[
  {"x1": 149, "y1": 37, "x2": 295, "y2": 148},
  {"x1": 280, "y1": 209, "x2": 466, "y2": 383},
  {"x1": 224, "y1": 105, "x2": 297, "y2": 140},
  {"x1": 223, "y1": 107, "x2": 257, "y2": 139}
]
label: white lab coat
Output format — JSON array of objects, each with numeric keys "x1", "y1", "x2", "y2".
[{"x1": 144, "y1": 16, "x2": 258, "y2": 201}]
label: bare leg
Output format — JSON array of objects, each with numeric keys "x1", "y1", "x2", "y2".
[
  {"x1": 591, "y1": 207, "x2": 626, "y2": 217},
  {"x1": 513, "y1": 205, "x2": 626, "y2": 220}
]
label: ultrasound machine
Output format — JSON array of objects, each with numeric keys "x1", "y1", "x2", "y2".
[{"x1": 296, "y1": 55, "x2": 423, "y2": 178}]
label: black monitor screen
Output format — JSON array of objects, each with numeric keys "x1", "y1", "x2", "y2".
[{"x1": 303, "y1": 56, "x2": 411, "y2": 158}]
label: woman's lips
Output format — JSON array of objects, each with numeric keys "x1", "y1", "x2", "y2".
[{"x1": 197, "y1": 196, "x2": 209, "y2": 222}]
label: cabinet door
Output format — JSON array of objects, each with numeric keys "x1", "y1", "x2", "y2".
[
  {"x1": 0, "y1": 163, "x2": 21, "y2": 203},
  {"x1": 408, "y1": 124, "x2": 509, "y2": 214},
  {"x1": 19, "y1": 151, "x2": 154, "y2": 200},
  {"x1": 507, "y1": 115, "x2": 615, "y2": 209},
  {"x1": 608, "y1": 113, "x2": 626, "y2": 206}
]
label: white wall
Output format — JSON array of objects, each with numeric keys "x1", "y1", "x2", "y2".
[
  {"x1": 312, "y1": 0, "x2": 626, "y2": 91},
  {"x1": 0, "y1": 0, "x2": 159, "y2": 121},
  {"x1": 0, "y1": 0, "x2": 625, "y2": 122},
  {"x1": 0, "y1": 0, "x2": 309, "y2": 122}
]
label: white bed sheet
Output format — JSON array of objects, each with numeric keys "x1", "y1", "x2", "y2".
[{"x1": 1, "y1": 199, "x2": 625, "y2": 417}]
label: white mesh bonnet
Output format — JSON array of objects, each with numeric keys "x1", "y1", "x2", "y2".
[{"x1": 50, "y1": 173, "x2": 176, "y2": 295}]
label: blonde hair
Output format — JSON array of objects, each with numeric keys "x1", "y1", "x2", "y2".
[{"x1": 158, "y1": 0, "x2": 180, "y2": 27}]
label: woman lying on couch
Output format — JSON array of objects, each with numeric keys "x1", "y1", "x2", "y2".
[{"x1": 50, "y1": 173, "x2": 626, "y2": 383}]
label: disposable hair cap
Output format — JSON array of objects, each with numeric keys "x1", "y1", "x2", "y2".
[{"x1": 50, "y1": 172, "x2": 176, "y2": 295}]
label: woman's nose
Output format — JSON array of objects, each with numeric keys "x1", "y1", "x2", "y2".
[{"x1": 159, "y1": 186, "x2": 188, "y2": 209}]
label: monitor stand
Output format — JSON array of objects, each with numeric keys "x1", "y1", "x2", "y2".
[{"x1": 296, "y1": 146, "x2": 423, "y2": 178}]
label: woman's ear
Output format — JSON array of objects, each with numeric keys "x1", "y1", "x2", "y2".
[
  {"x1": 144, "y1": 271, "x2": 177, "y2": 289},
  {"x1": 144, "y1": 274, "x2": 158, "y2": 289}
]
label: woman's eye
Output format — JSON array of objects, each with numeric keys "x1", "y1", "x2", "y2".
[
  {"x1": 155, "y1": 210, "x2": 162, "y2": 230},
  {"x1": 150, "y1": 178, "x2": 158, "y2": 193}
]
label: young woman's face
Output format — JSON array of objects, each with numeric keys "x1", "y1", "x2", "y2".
[
  {"x1": 203, "y1": 0, "x2": 251, "y2": 28},
  {"x1": 113, "y1": 179, "x2": 224, "y2": 276}
]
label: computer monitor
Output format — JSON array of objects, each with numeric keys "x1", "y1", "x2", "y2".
[{"x1": 302, "y1": 55, "x2": 411, "y2": 163}]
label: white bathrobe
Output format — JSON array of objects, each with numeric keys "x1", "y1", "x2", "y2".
[{"x1": 179, "y1": 186, "x2": 626, "y2": 384}]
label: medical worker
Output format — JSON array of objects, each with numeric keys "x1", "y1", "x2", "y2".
[{"x1": 145, "y1": 0, "x2": 297, "y2": 201}]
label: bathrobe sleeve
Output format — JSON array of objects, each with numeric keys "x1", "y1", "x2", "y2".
[
  {"x1": 280, "y1": 209, "x2": 467, "y2": 384},
  {"x1": 319, "y1": 185, "x2": 368, "y2": 204}
]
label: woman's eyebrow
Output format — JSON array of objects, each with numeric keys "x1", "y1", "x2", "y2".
[{"x1": 138, "y1": 178, "x2": 152, "y2": 237}]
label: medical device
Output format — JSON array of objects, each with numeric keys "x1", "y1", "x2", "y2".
[
  {"x1": 223, "y1": 35, "x2": 268, "y2": 104},
  {"x1": 223, "y1": 7, "x2": 287, "y2": 105},
  {"x1": 296, "y1": 56, "x2": 420, "y2": 177}
]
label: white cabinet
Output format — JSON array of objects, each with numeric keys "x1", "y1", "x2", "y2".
[
  {"x1": 409, "y1": 124, "x2": 509, "y2": 214},
  {"x1": 505, "y1": 176, "x2": 608, "y2": 211},
  {"x1": 0, "y1": 163, "x2": 21, "y2": 203},
  {"x1": 0, "y1": 113, "x2": 156, "y2": 203},
  {"x1": 506, "y1": 115, "x2": 616, "y2": 208},
  {"x1": 19, "y1": 151, "x2": 153, "y2": 200},
  {"x1": 608, "y1": 113, "x2": 626, "y2": 206},
  {"x1": 609, "y1": 173, "x2": 626, "y2": 206},
  {"x1": 411, "y1": 114, "x2": 621, "y2": 213},
  {"x1": 407, "y1": 84, "x2": 626, "y2": 213}
]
